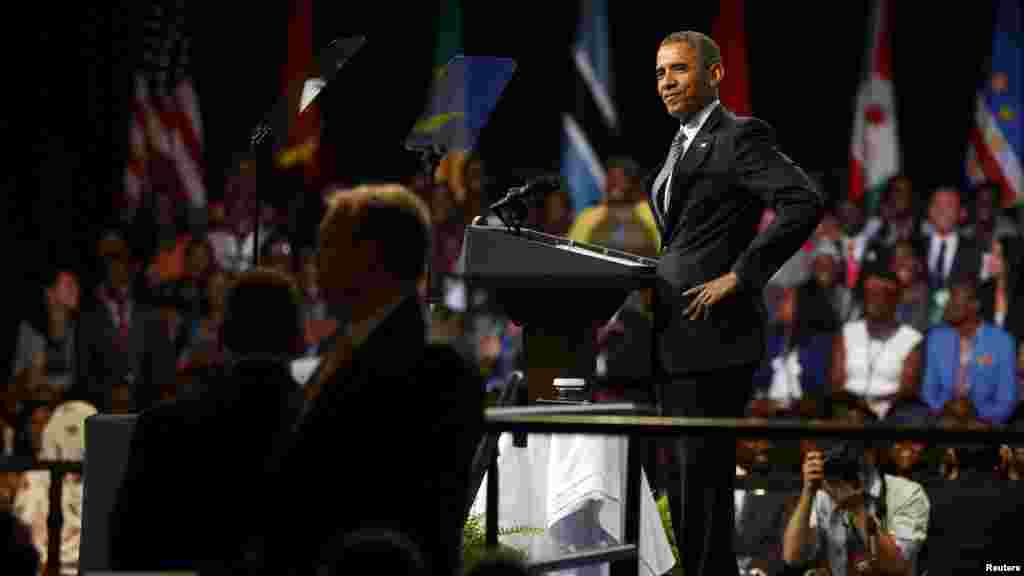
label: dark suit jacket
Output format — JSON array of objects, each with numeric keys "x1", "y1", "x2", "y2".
[
  {"x1": 251, "y1": 297, "x2": 483, "y2": 576},
  {"x1": 645, "y1": 105, "x2": 822, "y2": 374},
  {"x1": 107, "y1": 360, "x2": 302, "y2": 572},
  {"x1": 74, "y1": 291, "x2": 175, "y2": 412},
  {"x1": 911, "y1": 231, "x2": 983, "y2": 290}
]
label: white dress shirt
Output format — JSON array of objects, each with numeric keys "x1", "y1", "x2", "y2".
[
  {"x1": 928, "y1": 232, "x2": 958, "y2": 282},
  {"x1": 663, "y1": 99, "x2": 721, "y2": 214}
]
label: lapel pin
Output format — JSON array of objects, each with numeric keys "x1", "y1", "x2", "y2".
[{"x1": 698, "y1": 141, "x2": 709, "y2": 149}]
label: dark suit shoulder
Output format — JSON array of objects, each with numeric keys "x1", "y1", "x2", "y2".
[{"x1": 732, "y1": 115, "x2": 777, "y2": 142}]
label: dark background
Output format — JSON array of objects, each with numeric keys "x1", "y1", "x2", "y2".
[{"x1": 0, "y1": 1, "x2": 998, "y2": 362}]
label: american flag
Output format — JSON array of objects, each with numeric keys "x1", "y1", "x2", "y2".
[{"x1": 122, "y1": 0, "x2": 205, "y2": 225}]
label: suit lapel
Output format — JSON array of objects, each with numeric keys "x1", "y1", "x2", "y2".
[{"x1": 645, "y1": 163, "x2": 667, "y2": 239}]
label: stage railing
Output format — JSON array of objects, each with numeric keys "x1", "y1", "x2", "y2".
[
  {"x1": 0, "y1": 458, "x2": 82, "y2": 576},
  {"x1": 483, "y1": 406, "x2": 1024, "y2": 575}
]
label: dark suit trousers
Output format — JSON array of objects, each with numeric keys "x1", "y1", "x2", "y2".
[{"x1": 660, "y1": 363, "x2": 755, "y2": 576}]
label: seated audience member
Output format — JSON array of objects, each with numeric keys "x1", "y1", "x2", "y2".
[
  {"x1": 979, "y1": 235, "x2": 1024, "y2": 343},
  {"x1": 964, "y1": 181, "x2": 1019, "y2": 250},
  {"x1": 1000, "y1": 444, "x2": 1024, "y2": 480},
  {"x1": 783, "y1": 442, "x2": 929, "y2": 576},
  {"x1": 109, "y1": 269, "x2": 306, "y2": 571},
  {"x1": 831, "y1": 247, "x2": 928, "y2": 423},
  {"x1": 8, "y1": 268, "x2": 79, "y2": 457},
  {"x1": 240, "y1": 184, "x2": 483, "y2": 576},
  {"x1": 889, "y1": 239, "x2": 930, "y2": 334},
  {"x1": 0, "y1": 507, "x2": 39, "y2": 576},
  {"x1": 810, "y1": 240, "x2": 858, "y2": 325},
  {"x1": 734, "y1": 438, "x2": 791, "y2": 575},
  {"x1": 921, "y1": 276, "x2": 1018, "y2": 426},
  {"x1": 752, "y1": 280, "x2": 836, "y2": 417},
  {"x1": 9, "y1": 268, "x2": 79, "y2": 405},
  {"x1": 883, "y1": 440, "x2": 938, "y2": 484},
  {"x1": 76, "y1": 229, "x2": 175, "y2": 412},
  {"x1": 836, "y1": 199, "x2": 871, "y2": 290},
  {"x1": 13, "y1": 401, "x2": 96, "y2": 575}
]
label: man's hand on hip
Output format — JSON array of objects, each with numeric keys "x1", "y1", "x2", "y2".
[{"x1": 682, "y1": 271, "x2": 739, "y2": 320}]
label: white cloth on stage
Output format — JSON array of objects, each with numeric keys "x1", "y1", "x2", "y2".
[{"x1": 470, "y1": 433, "x2": 675, "y2": 576}]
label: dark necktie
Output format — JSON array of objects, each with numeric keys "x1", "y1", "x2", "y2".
[
  {"x1": 652, "y1": 128, "x2": 687, "y2": 217},
  {"x1": 931, "y1": 238, "x2": 947, "y2": 290}
]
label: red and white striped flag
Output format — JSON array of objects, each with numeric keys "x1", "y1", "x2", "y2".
[
  {"x1": 165, "y1": 30, "x2": 206, "y2": 209},
  {"x1": 121, "y1": 0, "x2": 205, "y2": 226}
]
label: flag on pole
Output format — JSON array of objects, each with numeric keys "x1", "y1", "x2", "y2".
[
  {"x1": 166, "y1": 2, "x2": 206, "y2": 211},
  {"x1": 712, "y1": 0, "x2": 751, "y2": 116},
  {"x1": 561, "y1": 0, "x2": 617, "y2": 213},
  {"x1": 275, "y1": 0, "x2": 323, "y2": 186},
  {"x1": 965, "y1": 0, "x2": 1022, "y2": 207},
  {"x1": 121, "y1": 2, "x2": 169, "y2": 223},
  {"x1": 849, "y1": 0, "x2": 899, "y2": 216}
]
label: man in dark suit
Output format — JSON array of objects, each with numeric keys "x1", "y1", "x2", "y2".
[
  {"x1": 243, "y1": 184, "x2": 483, "y2": 576},
  {"x1": 75, "y1": 230, "x2": 175, "y2": 413},
  {"x1": 647, "y1": 31, "x2": 822, "y2": 575},
  {"x1": 108, "y1": 268, "x2": 306, "y2": 571}
]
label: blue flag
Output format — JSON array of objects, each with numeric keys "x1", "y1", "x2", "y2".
[
  {"x1": 965, "y1": 0, "x2": 1022, "y2": 206},
  {"x1": 561, "y1": 0, "x2": 617, "y2": 213}
]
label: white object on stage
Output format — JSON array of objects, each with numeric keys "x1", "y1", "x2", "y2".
[{"x1": 470, "y1": 433, "x2": 675, "y2": 576}]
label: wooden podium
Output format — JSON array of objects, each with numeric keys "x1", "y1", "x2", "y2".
[{"x1": 462, "y1": 224, "x2": 658, "y2": 401}]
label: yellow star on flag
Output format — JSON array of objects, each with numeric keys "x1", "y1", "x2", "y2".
[{"x1": 999, "y1": 105, "x2": 1015, "y2": 122}]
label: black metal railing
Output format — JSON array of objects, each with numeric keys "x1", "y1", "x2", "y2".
[{"x1": 483, "y1": 407, "x2": 1024, "y2": 575}]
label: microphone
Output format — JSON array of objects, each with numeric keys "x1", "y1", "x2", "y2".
[{"x1": 489, "y1": 175, "x2": 562, "y2": 211}]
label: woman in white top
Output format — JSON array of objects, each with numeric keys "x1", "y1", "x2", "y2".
[{"x1": 831, "y1": 247, "x2": 926, "y2": 422}]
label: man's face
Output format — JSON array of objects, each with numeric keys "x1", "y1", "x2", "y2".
[
  {"x1": 605, "y1": 167, "x2": 630, "y2": 204},
  {"x1": 52, "y1": 272, "x2": 80, "y2": 311},
  {"x1": 863, "y1": 275, "x2": 899, "y2": 320},
  {"x1": 943, "y1": 284, "x2": 977, "y2": 325},
  {"x1": 891, "y1": 247, "x2": 918, "y2": 287},
  {"x1": 929, "y1": 189, "x2": 960, "y2": 234},
  {"x1": 813, "y1": 255, "x2": 837, "y2": 289},
  {"x1": 737, "y1": 438, "x2": 773, "y2": 470},
  {"x1": 656, "y1": 41, "x2": 720, "y2": 121},
  {"x1": 465, "y1": 159, "x2": 484, "y2": 195},
  {"x1": 822, "y1": 476, "x2": 863, "y2": 510},
  {"x1": 838, "y1": 201, "x2": 865, "y2": 236},
  {"x1": 890, "y1": 441, "x2": 925, "y2": 473},
  {"x1": 884, "y1": 177, "x2": 913, "y2": 220}
]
